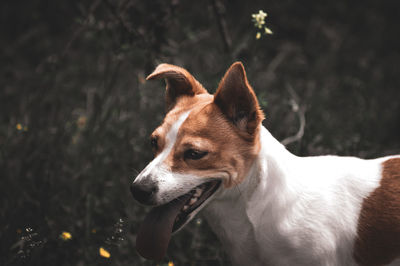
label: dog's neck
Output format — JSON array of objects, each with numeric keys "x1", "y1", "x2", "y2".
[{"x1": 203, "y1": 126, "x2": 296, "y2": 264}]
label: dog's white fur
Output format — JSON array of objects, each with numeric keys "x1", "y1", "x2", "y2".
[
  {"x1": 136, "y1": 108, "x2": 399, "y2": 265},
  {"x1": 204, "y1": 126, "x2": 399, "y2": 266}
]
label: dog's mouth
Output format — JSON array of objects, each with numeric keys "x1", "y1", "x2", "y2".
[
  {"x1": 172, "y1": 180, "x2": 221, "y2": 232},
  {"x1": 135, "y1": 180, "x2": 221, "y2": 261}
]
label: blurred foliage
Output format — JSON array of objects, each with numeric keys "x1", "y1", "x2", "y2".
[{"x1": 0, "y1": 0, "x2": 399, "y2": 265}]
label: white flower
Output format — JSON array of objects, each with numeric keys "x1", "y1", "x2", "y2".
[{"x1": 251, "y1": 10, "x2": 273, "y2": 39}]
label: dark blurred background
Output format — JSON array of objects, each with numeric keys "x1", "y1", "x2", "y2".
[{"x1": 1, "y1": 0, "x2": 399, "y2": 265}]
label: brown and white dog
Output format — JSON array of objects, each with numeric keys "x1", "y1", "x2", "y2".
[{"x1": 131, "y1": 62, "x2": 400, "y2": 266}]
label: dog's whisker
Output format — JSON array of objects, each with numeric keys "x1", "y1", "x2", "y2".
[
  {"x1": 131, "y1": 168, "x2": 140, "y2": 175},
  {"x1": 232, "y1": 179, "x2": 243, "y2": 200}
]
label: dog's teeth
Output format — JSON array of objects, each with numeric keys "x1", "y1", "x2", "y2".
[
  {"x1": 182, "y1": 205, "x2": 189, "y2": 211},
  {"x1": 189, "y1": 197, "x2": 197, "y2": 206},
  {"x1": 194, "y1": 188, "x2": 202, "y2": 197}
]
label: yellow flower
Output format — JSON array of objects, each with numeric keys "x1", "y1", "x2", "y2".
[
  {"x1": 252, "y1": 10, "x2": 268, "y2": 28},
  {"x1": 265, "y1": 27, "x2": 273, "y2": 35},
  {"x1": 168, "y1": 262, "x2": 174, "y2": 266},
  {"x1": 99, "y1": 247, "x2": 111, "y2": 258},
  {"x1": 252, "y1": 10, "x2": 273, "y2": 38},
  {"x1": 60, "y1": 231, "x2": 72, "y2": 240},
  {"x1": 16, "y1": 123, "x2": 22, "y2": 130},
  {"x1": 258, "y1": 10, "x2": 267, "y2": 18},
  {"x1": 77, "y1": 115, "x2": 87, "y2": 129}
]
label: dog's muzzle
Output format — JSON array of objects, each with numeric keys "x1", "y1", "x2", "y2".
[{"x1": 130, "y1": 179, "x2": 158, "y2": 205}]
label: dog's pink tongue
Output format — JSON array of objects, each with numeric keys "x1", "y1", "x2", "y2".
[{"x1": 136, "y1": 194, "x2": 190, "y2": 261}]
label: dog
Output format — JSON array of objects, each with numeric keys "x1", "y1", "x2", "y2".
[{"x1": 131, "y1": 62, "x2": 400, "y2": 266}]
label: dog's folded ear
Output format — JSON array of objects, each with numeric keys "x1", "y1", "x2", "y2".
[
  {"x1": 146, "y1": 63, "x2": 207, "y2": 110},
  {"x1": 214, "y1": 62, "x2": 264, "y2": 136}
]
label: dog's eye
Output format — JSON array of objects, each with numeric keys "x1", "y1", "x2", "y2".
[
  {"x1": 150, "y1": 136, "x2": 158, "y2": 150},
  {"x1": 184, "y1": 149, "x2": 208, "y2": 160}
]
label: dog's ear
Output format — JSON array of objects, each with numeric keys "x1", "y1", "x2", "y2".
[
  {"x1": 146, "y1": 63, "x2": 207, "y2": 110},
  {"x1": 214, "y1": 62, "x2": 264, "y2": 136}
]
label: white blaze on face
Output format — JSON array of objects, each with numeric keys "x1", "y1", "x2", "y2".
[
  {"x1": 135, "y1": 110, "x2": 206, "y2": 204},
  {"x1": 139, "y1": 110, "x2": 191, "y2": 177}
]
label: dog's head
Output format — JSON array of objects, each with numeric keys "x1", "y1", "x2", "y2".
[{"x1": 131, "y1": 62, "x2": 264, "y2": 260}]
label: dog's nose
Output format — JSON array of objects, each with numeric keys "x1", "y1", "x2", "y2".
[{"x1": 130, "y1": 181, "x2": 158, "y2": 205}]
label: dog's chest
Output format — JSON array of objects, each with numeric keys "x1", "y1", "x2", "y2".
[
  {"x1": 204, "y1": 196, "x2": 358, "y2": 266},
  {"x1": 203, "y1": 197, "x2": 266, "y2": 265}
]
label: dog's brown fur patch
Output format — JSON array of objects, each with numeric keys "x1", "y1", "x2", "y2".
[
  {"x1": 149, "y1": 62, "x2": 263, "y2": 188},
  {"x1": 150, "y1": 94, "x2": 213, "y2": 156},
  {"x1": 353, "y1": 158, "x2": 400, "y2": 265},
  {"x1": 165, "y1": 100, "x2": 261, "y2": 188},
  {"x1": 214, "y1": 62, "x2": 264, "y2": 137},
  {"x1": 146, "y1": 63, "x2": 207, "y2": 111}
]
